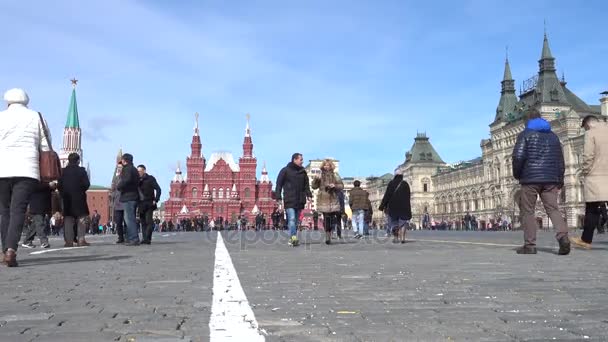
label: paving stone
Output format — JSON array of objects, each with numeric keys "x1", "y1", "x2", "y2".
[{"x1": 2, "y1": 231, "x2": 608, "y2": 341}]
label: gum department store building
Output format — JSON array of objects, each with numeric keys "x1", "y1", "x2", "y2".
[{"x1": 394, "y1": 33, "x2": 607, "y2": 229}]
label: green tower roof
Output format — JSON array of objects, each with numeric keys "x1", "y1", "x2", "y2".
[
  {"x1": 65, "y1": 88, "x2": 80, "y2": 128},
  {"x1": 541, "y1": 33, "x2": 553, "y2": 60}
]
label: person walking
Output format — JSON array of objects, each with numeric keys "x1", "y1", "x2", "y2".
[
  {"x1": 0, "y1": 88, "x2": 52, "y2": 266},
  {"x1": 117, "y1": 153, "x2": 140, "y2": 246},
  {"x1": 20, "y1": 180, "x2": 57, "y2": 249},
  {"x1": 275, "y1": 153, "x2": 312, "y2": 247},
  {"x1": 570, "y1": 115, "x2": 608, "y2": 250},
  {"x1": 364, "y1": 198, "x2": 373, "y2": 235},
  {"x1": 111, "y1": 163, "x2": 126, "y2": 243},
  {"x1": 58, "y1": 153, "x2": 90, "y2": 247},
  {"x1": 512, "y1": 108, "x2": 570, "y2": 255},
  {"x1": 349, "y1": 180, "x2": 369, "y2": 239},
  {"x1": 379, "y1": 170, "x2": 412, "y2": 243},
  {"x1": 137, "y1": 164, "x2": 161, "y2": 245},
  {"x1": 311, "y1": 159, "x2": 344, "y2": 245}
]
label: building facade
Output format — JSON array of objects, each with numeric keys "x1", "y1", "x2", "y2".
[
  {"x1": 163, "y1": 114, "x2": 276, "y2": 223},
  {"x1": 396, "y1": 33, "x2": 606, "y2": 229},
  {"x1": 87, "y1": 186, "x2": 111, "y2": 225}
]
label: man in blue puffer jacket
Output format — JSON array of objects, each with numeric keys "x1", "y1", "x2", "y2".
[{"x1": 512, "y1": 108, "x2": 570, "y2": 255}]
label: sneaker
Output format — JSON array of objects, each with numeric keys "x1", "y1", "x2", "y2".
[
  {"x1": 21, "y1": 242, "x2": 35, "y2": 249},
  {"x1": 288, "y1": 236, "x2": 299, "y2": 247},
  {"x1": 557, "y1": 236, "x2": 570, "y2": 255},
  {"x1": 516, "y1": 246, "x2": 537, "y2": 254},
  {"x1": 41, "y1": 243, "x2": 50, "y2": 249},
  {"x1": 569, "y1": 237, "x2": 591, "y2": 250}
]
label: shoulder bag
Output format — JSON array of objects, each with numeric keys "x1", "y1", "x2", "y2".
[{"x1": 38, "y1": 112, "x2": 62, "y2": 182}]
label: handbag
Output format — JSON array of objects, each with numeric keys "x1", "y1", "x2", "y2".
[{"x1": 38, "y1": 112, "x2": 62, "y2": 182}]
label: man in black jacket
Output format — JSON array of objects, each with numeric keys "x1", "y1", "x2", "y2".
[
  {"x1": 379, "y1": 170, "x2": 412, "y2": 243},
  {"x1": 275, "y1": 153, "x2": 312, "y2": 246},
  {"x1": 58, "y1": 153, "x2": 90, "y2": 247},
  {"x1": 137, "y1": 164, "x2": 161, "y2": 245},
  {"x1": 117, "y1": 153, "x2": 140, "y2": 246},
  {"x1": 512, "y1": 109, "x2": 570, "y2": 255}
]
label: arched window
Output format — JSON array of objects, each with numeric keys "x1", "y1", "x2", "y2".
[
  {"x1": 244, "y1": 188, "x2": 251, "y2": 198},
  {"x1": 192, "y1": 187, "x2": 198, "y2": 198},
  {"x1": 212, "y1": 188, "x2": 217, "y2": 199},
  {"x1": 219, "y1": 188, "x2": 224, "y2": 199}
]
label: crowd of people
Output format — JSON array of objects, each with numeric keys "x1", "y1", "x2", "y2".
[
  {"x1": 0, "y1": 89, "x2": 163, "y2": 266},
  {"x1": 1, "y1": 88, "x2": 607, "y2": 266}
]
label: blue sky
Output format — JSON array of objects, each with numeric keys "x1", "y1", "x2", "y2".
[{"x1": 1, "y1": 0, "x2": 606, "y2": 199}]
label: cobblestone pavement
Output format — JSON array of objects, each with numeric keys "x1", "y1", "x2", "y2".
[{"x1": 1, "y1": 230, "x2": 607, "y2": 341}]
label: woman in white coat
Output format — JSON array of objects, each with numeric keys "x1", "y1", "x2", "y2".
[{"x1": 0, "y1": 88, "x2": 51, "y2": 267}]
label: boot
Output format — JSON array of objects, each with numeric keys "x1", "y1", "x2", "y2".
[
  {"x1": 64, "y1": 242, "x2": 74, "y2": 247},
  {"x1": 516, "y1": 246, "x2": 537, "y2": 254},
  {"x1": 78, "y1": 239, "x2": 90, "y2": 247},
  {"x1": 325, "y1": 232, "x2": 331, "y2": 245},
  {"x1": 3, "y1": 249, "x2": 18, "y2": 267},
  {"x1": 558, "y1": 236, "x2": 570, "y2": 255}
]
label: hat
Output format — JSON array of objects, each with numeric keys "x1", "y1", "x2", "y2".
[
  {"x1": 395, "y1": 169, "x2": 404, "y2": 176},
  {"x1": 121, "y1": 153, "x2": 134, "y2": 163},
  {"x1": 4, "y1": 88, "x2": 29, "y2": 106}
]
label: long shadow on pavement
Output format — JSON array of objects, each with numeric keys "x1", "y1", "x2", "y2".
[{"x1": 19, "y1": 254, "x2": 131, "y2": 266}]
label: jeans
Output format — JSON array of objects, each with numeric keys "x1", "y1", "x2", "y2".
[
  {"x1": 0, "y1": 177, "x2": 37, "y2": 252},
  {"x1": 285, "y1": 208, "x2": 301, "y2": 237},
  {"x1": 123, "y1": 201, "x2": 139, "y2": 243},
  {"x1": 23, "y1": 214, "x2": 49, "y2": 245},
  {"x1": 114, "y1": 209, "x2": 125, "y2": 242},
  {"x1": 352, "y1": 209, "x2": 365, "y2": 235}
]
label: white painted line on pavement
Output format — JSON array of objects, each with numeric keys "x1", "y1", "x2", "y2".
[
  {"x1": 29, "y1": 247, "x2": 86, "y2": 255},
  {"x1": 209, "y1": 232, "x2": 265, "y2": 341}
]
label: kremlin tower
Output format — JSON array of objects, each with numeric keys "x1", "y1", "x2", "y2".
[{"x1": 59, "y1": 79, "x2": 83, "y2": 168}]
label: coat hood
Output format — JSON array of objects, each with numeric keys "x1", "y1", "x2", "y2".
[{"x1": 526, "y1": 118, "x2": 551, "y2": 132}]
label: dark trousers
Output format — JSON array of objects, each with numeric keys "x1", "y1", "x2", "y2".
[
  {"x1": 0, "y1": 177, "x2": 37, "y2": 252},
  {"x1": 139, "y1": 205, "x2": 154, "y2": 243},
  {"x1": 323, "y1": 212, "x2": 342, "y2": 237},
  {"x1": 582, "y1": 202, "x2": 607, "y2": 244},
  {"x1": 114, "y1": 209, "x2": 125, "y2": 242},
  {"x1": 23, "y1": 214, "x2": 49, "y2": 245},
  {"x1": 519, "y1": 184, "x2": 569, "y2": 246}
]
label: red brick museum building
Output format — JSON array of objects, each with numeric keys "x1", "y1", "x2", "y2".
[{"x1": 163, "y1": 114, "x2": 276, "y2": 222}]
